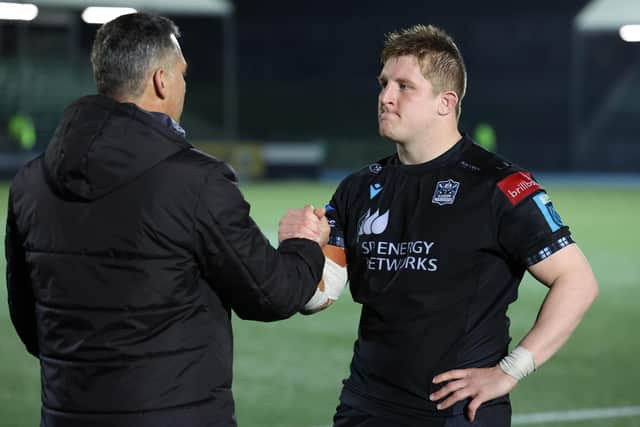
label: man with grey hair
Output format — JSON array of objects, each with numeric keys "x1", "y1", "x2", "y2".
[{"x1": 6, "y1": 12, "x2": 327, "y2": 427}]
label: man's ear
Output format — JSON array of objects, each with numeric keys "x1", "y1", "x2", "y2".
[
  {"x1": 152, "y1": 68, "x2": 167, "y2": 100},
  {"x1": 438, "y1": 91, "x2": 459, "y2": 116}
]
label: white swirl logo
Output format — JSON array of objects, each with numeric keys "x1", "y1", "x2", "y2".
[{"x1": 357, "y1": 209, "x2": 389, "y2": 236}]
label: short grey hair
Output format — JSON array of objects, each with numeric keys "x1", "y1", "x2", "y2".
[{"x1": 90, "y1": 12, "x2": 181, "y2": 99}]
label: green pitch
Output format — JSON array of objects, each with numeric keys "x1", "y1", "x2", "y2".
[{"x1": 0, "y1": 181, "x2": 638, "y2": 427}]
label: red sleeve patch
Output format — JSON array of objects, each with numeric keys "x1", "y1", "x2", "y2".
[{"x1": 497, "y1": 172, "x2": 542, "y2": 205}]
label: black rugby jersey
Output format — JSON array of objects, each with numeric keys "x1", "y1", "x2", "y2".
[{"x1": 326, "y1": 136, "x2": 573, "y2": 420}]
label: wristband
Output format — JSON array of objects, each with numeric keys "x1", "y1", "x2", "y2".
[
  {"x1": 302, "y1": 288, "x2": 330, "y2": 312},
  {"x1": 499, "y1": 346, "x2": 536, "y2": 381},
  {"x1": 323, "y1": 257, "x2": 348, "y2": 300}
]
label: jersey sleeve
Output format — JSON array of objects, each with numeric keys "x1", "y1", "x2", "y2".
[
  {"x1": 325, "y1": 204, "x2": 345, "y2": 250},
  {"x1": 325, "y1": 180, "x2": 348, "y2": 250},
  {"x1": 494, "y1": 171, "x2": 574, "y2": 267},
  {"x1": 324, "y1": 180, "x2": 349, "y2": 266}
]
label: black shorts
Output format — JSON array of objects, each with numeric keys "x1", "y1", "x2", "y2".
[{"x1": 333, "y1": 402, "x2": 512, "y2": 427}]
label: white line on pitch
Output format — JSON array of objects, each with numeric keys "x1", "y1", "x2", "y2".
[
  {"x1": 513, "y1": 405, "x2": 640, "y2": 424},
  {"x1": 310, "y1": 405, "x2": 640, "y2": 427}
]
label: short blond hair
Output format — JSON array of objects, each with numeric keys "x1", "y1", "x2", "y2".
[{"x1": 381, "y1": 24, "x2": 467, "y2": 118}]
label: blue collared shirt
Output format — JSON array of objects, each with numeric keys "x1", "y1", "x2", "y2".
[
  {"x1": 124, "y1": 102, "x2": 187, "y2": 139},
  {"x1": 147, "y1": 111, "x2": 187, "y2": 139}
]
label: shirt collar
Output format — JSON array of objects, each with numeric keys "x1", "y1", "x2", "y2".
[
  {"x1": 146, "y1": 111, "x2": 187, "y2": 139},
  {"x1": 122, "y1": 102, "x2": 187, "y2": 139}
]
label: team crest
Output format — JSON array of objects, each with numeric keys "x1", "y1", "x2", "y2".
[
  {"x1": 369, "y1": 163, "x2": 383, "y2": 174},
  {"x1": 432, "y1": 179, "x2": 461, "y2": 206}
]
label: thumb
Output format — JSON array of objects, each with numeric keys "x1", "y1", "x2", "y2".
[
  {"x1": 313, "y1": 207, "x2": 326, "y2": 219},
  {"x1": 467, "y1": 396, "x2": 482, "y2": 422}
]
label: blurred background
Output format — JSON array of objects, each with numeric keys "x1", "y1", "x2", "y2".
[
  {"x1": 2, "y1": 0, "x2": 640, "y2": 177},
  {"x1": 1, "y1": 1, "x2": 639, "y2": 426}
]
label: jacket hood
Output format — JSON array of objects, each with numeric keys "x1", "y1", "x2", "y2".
[{"x1": 44, "y1": 95, "x2": 191, "y2": 201}]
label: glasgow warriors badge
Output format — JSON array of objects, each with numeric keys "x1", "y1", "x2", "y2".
[{"x1": 432, "y1": 179, "x2": 461, "y2": 206}]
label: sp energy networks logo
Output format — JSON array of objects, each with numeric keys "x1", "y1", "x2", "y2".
[
  {"x1": 357, "y1": 208, "x2": 439, "y2": 273},
  {"x1": 432, "y1": 179, "x2": 461, "y2": 206},
  {"x1": 357, "y1": 209, "x2": 389, "y2": 237}
]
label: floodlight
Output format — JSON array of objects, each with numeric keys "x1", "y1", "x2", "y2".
[
  {"x1": 0, "y1": 2, "x2": 38, "y2": 21},
  {"x1": 619, "y1": 24, "x2": 640, "y2": 42},
  {"x1": 81, "y1": 7, "x2": 136, "y2": 25}
]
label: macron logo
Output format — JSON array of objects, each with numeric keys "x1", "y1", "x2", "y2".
[
  {"x1": 497, "y1": 172, "x2": 542, "y2": 205},
  {"x1": 357, "y1": 209, "x2": 389, "y2": 237},
  {"x1": 370, "y1": 183, "x2": 383, "y2": 199}
]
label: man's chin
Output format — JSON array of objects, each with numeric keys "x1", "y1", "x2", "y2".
[
  {"x1": 379, "y1": 134, "x2": 404, "y2": 147},
  {"x1": 379, "y1": 127, "x2": 399, "y2": 143},
  {"x1": 378, "y1": 124, "x2": 390, "y2": 138}
]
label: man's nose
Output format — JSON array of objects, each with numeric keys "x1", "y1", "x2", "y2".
[{"x1": 379, "y1": 85, "x2": 396, "y2": 106}]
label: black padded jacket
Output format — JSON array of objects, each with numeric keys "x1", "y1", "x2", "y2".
[{"x1": 5, "y1": 95, "x2": 324, "y2": 427}]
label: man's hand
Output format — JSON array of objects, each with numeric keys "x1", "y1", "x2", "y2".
[
  {"x1": 313, "y1": 207, "x2": 330, "y2": 247},
  {"x1": 430, "y1": 366, "x2": 517, "y2": 421},
  {"x1": 278, "y1": 205, "x2": 327, "y2": 244}
]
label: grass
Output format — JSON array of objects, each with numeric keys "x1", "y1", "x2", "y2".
[{"x1": 0, "y1": 181, "x2": 638, "y2": 426}]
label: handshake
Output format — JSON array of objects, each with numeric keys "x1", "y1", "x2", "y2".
[{"x1": 278, "y1": 205, "x2": 330, "y2": 246}]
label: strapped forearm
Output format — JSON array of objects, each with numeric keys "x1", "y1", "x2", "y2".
[
  {"x1": 499, "y1": 346, "x2": 535, "y2": 380},
  {"x1": 301, "y1": 245, "x2": 348, "y2": 314}
]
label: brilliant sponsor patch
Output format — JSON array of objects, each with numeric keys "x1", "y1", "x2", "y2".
[
  {"x1": 497, "y1": 172, "x2": 542, "y2": 205},
  {"x1": 532, "y1": 192, "x2": 564, "y2": 232}
]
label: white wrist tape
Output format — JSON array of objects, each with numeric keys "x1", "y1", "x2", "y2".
[
  {"x1": 322, "y1": 257, "x2": 348, "y2": 300},
  {"x1": 303, "y1": 288, "x2": 330, "y2": 312},
  {"x1": 302, "y1": 257, "x2": 348, "y2": 312},
  {"x1": 499, "y1": 346, "x2": 536, "y2": 381}
]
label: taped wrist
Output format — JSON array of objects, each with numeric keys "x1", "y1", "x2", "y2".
[
  {"x1": 322, "y1": 257, "x2": 347, "y2": 300},
  {"x1": 302, "y1": 257, "x2": 348, "y2": 312},
  {"x1": 303, "y1": 288, "x2": 330, "y2": 312},
  {"x1": 499, "y1": 346, "x2": 536, "y2": 381}
]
